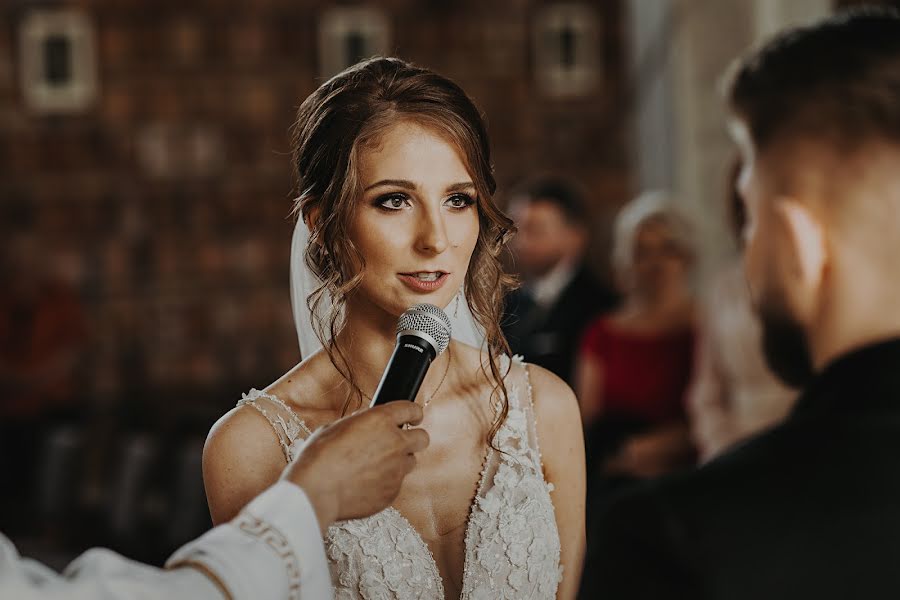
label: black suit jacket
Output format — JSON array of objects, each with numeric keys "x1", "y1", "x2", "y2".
[
  {"x1": 503, "y1": 265, "x2": 617, "y2": 386},
  {"x1": 580, "y1": 338, "x2": 900, "y2": 599}
]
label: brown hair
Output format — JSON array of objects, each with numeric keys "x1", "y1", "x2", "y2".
[
  {"x1": 725, "y1": 8, "x2": 900, "y2": 152},
  {"x1": 290, "y1": 57, "x2": 517, "y2": 443},
  {"x1": 511, "y1": 175, "x2": 589, "y2": 225}
]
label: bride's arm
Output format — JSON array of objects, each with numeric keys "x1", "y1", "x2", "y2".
[
  {"x1": 528, "y1": 365, "x2": 587, "y2": 600},
  {"x1": 203, "y1": 406, "x2": 287, "y2": 525}
]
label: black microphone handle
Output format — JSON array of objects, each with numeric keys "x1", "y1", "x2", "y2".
[{"x1": 370, "y1": 334, "x2": 437, "y2": 407}]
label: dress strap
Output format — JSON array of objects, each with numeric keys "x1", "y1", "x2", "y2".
[
  {"x1": 511, "y1": 357, "x2": 552, "y2": 487},
  {"x1": 237, "y1": 389, "x2": 313, "y2": 463},
  {"x1": 496, "y1": 354, "x2": 521, "y2": 411}
]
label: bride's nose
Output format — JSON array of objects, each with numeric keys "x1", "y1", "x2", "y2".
[{"x1": 415, "y1": 207, "x2": 449, "y2": 254}]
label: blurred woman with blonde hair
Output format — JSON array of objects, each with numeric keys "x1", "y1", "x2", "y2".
[{"x1": 576, "y1": 191, "x2": 697, "y2": 488}]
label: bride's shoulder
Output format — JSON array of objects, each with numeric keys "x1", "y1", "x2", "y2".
[
  {"x1": 203, "y1": 387, "x2": 295, "y2": 523},
  {"x1": 517, "y1": 364, "x2": 584, "y2": 485},
  {"x1": 206, "y1": 358, "x2": 335, "y2": 458},
  {"x1": 519, "y1": 362, "x2": 580, "y2": 428},
  {"x1": 264, "y1": 355, "x2": 344, "y2": 428},
  {"x1": 521, "y1": 362, "x2": 568, "y2": 393},
  {"x1": 452, "y1": 342, "x2": 576, "y2": 412}
]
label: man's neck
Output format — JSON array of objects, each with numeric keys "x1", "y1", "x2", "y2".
[
  {"x1": 809, "y1": 279, "x2": 900, "y2": 371},
  {"x1": 812, "y1": 321, "x2": 900, "y2": 373},
  {"x1": 527, "y1": 257, "x2": 578, "y2": 308}
]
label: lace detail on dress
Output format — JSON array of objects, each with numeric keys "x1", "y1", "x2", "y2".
[
  {"x1": 458, "y1": 355, "x2": 563, "y2": 599},
  {"x1": 237, "y1": 356, "x2": 562, "y2": 599},
  {"x1": 237, "y1": 388, "x2": 312, "y2": 463},
  {"x1": 328, "y1": 508, "x2": 446, "y2": 599}
]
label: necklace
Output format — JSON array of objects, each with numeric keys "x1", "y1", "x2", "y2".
[
  {"x1": 422, "y1": 344, "x2": 452, "y2": 409},
  {"x1": 359, "y1": 344, "x2": 452, "y2": 408}
]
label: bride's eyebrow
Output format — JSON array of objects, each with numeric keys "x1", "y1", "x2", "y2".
[
  {"x1": 362, "y1": 180, "x2": 475, "y2": 193},
  {"x1": 364, "y1": 179, "x2": 417, "y2": 192},
  {"x1": 446, "y1": 182, "x2": 475, "y2": 193}
]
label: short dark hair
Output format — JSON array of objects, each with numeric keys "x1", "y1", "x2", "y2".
[
  {"x1": 514, "y1": 176, "x2": 588, "y2": 224},
  {"x1": 726, "y1": 8, "x2": 900, "y2": 151}
]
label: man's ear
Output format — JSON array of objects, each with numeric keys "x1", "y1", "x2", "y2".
[{"x1": 775, "y1": 198, "x2": 827, "y2": 320}]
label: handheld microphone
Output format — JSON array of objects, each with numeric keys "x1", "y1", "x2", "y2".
[{"x1": 370, "y1": 303, "x2": 452, "y2": 408}]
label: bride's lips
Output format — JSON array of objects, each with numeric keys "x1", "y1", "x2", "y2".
[{"x1": 397, "y1": 271, "x2": 450, "y2": 292}]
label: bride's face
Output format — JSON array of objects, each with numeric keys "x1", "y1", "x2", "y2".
[{"x1": 347, "y1": 120, "x2": 480, "y2": 319}]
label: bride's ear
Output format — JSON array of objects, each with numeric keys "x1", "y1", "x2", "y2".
[
  {"x1": 304, "y1": 205, "x2": 322, "y2": 234},
  {"x1": 303, "y1": 205, "x2": 329, "y2": 256}
]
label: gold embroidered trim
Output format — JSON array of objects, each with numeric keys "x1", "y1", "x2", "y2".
[
  {"x1": 235, "y1": 511, "x2": 303, "y2": 600},
  {"x1": 167, "y1": 559, "x2": 234, "y2": 600}
]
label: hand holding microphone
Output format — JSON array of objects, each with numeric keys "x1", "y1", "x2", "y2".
[
  {"x1": 284, "y1": 400, "x2": 429, "y2": 531},
  {"x1": 287, "y1": 304, "x2": 450, "y2": 530}
]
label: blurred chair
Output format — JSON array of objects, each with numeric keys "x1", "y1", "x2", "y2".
[
  {"x1": 109, "y1": 432, "x2": 160, "y2": 543},
  {"x1": 36, "y1": 424, "x2": 85, "y2": 530},
  {"x1": 165, "y1": 437, "x2": 210, "y2": 548}
]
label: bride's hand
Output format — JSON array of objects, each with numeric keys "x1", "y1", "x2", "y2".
[{"x1": 282, "y1": 401, "x2": 429, "y2": 533}]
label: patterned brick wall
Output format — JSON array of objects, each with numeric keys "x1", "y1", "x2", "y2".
[{"x1": 0, "y1": 0, "x2": 630, "y2": 423}]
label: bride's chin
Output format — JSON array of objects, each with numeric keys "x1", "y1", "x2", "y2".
[
  {"x1": 345, "y1": 294, "x2": 405, "y2": 325},
  {"x1": 347, "y1": 287, "x2": 455, "y2": 323}
]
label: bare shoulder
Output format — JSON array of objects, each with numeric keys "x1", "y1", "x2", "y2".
[
  {"x1": 522, "y1": 363, "x2": 585, "y2": 487},
  {"x1": 206, "y1": 354, "x2": 340, "y2": 465},
  {"x1": 521, "y1": 366, "x2": 586, "y2": 596},
  {"x1": 524, "y1": 363, "x2": 581, "y2": 429},
  {"x1": 266, "y1": 352, "x2": 345, "y2": 429},
  {"x1": 205, "y1": 403, "x2": 283, "y2": 465},
  {"x1": 203, "y1": 404, "x2": 286, "y2": 524}
]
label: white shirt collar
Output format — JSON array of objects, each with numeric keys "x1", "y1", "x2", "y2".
[{"x1": 527, "y1": 258, "x2": 578, "y2": 309}]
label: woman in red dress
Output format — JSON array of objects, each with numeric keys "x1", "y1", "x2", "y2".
[{"x1": 575, "y1": 191, "x2": 697, "y2": 487}]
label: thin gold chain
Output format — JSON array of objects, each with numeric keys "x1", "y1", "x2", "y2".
[
  {"x1": 422, "y1": 343, "x2": 451, "y2": 408},
  {"x1": 360, "y1": 343, "x2": 452, "y2": 408}
]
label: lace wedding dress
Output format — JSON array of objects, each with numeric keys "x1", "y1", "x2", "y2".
[{"x1": 238, "y1": 355, "x2": 563, "y2": 599}]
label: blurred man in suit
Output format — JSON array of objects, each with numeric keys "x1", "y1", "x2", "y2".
[
  {"x1": 503, "y1": 177, "x2": 617, "y2": 385},
  {"x1": 580, "y1": 9, "x2": 900, "y2": 599}
]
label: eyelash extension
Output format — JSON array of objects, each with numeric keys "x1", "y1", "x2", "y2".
[
  {"x1": 375, "y1": 193, "x2": 411, "y2": 211},
  {"x1": 373, "y1": 192, "x2": 477, "y2": 211},
  {"x1": 445, "y1": 193, "x2": 476, "y2": 210}
]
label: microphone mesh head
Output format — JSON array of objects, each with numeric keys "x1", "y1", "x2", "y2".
[{"x1": 396, "y1": 303, "x2": 452, "y2": 355}]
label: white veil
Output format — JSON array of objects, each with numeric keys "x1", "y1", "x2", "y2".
[{"x1": 290, "y1": 218, "x2": 485, "y2": 359}]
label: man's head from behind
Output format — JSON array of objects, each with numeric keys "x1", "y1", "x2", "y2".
[
  {"x1": 508, "y1": 177, "x2": 589, "y2": 279},
  {"x1": 726, "y1": 9, "x2": 900, "y2": 387}
]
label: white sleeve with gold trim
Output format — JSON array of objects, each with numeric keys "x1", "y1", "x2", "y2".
[
  {"x1": 0, "y1": 532, "x2": 222, "y2": 599},
  {"x1": 167, "y1": 481, "x2": 333, "y2": 600}
]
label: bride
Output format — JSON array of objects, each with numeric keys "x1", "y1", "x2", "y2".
[{"x1": 202, "y1": 57, "x2": 585, "y2": 599}]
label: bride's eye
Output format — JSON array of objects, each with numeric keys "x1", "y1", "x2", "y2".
[
  {"x1": 376, "y1": 193, "x2": 411, "y2": 211},
  {"x1": 445, "y1": 193, "x2": 475, "y2": 210}
]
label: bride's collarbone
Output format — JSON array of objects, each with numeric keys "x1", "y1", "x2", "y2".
[
  {"x1": 277, "y1": 342, "x2": 496, "y2": 417},
  {"x1": 273, "y1": 355, "x2": 497, "y2": 446}
]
